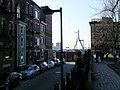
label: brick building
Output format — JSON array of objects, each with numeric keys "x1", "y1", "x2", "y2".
[
  {"x1": 0, "y1": 0, "x2": 53, "y2": 73},
  {"x1": 45, "y1": 15, "x2": 52, "y2": 60},
  {"x1": 89, "y1": 17, "x2": 113, "y2": 54},
  {"x1": 0, "y1": 0, "x2": 16, "y2": 73}
]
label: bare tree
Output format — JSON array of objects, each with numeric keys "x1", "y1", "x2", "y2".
[{"x1": 100, "y1": 0, "x2": 120, "y2": 21}]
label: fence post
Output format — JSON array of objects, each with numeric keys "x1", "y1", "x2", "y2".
[
  {"x1": 71, "y1": 67, "x2": 76, "y2": 90},
  {"x1": 54, "y1": 82, "x2": 59, "y2": 90},
  {"x1": 62, "y1": 77, "x2": 66, "y2": 90},
  {"x1": 66, "y1": 72, "x2": 71, "y2": 90}
]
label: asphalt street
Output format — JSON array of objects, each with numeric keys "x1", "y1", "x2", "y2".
[{"x1": 14, "y1": 62, "x2": 75, "y2": 90}]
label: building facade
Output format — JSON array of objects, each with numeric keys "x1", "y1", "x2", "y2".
[
  {"x1": 45, "y1": 15, "x2": 52, "y2": 60},
  {"x1": 0, "y1": 0, "x2": 53, "y2": 73},
  {"x1": 89, "y1": 17, "x2": 115, "y2": 54},
  {"x1": 0, "y1": 0, "x2": 15, "y2": 73},
  {"x1": 24, "y1": 0, "x2": 35, "y2": 65},
  {"x1": 34, "y1": 3, "x2": 46, "y2": 63},
  {"x1": 14, "y1": 0, "x2": 27, "y2": 68}
]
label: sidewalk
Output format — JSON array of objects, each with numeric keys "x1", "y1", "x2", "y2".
[{"x1": 92, "y1": 61, "x2": 120, "y2": 90}]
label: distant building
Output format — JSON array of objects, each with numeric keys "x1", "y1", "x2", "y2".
[
  {"x1": 63, "y1": 49, "x2": 77, "y2": 62},
  {"x1": 52, "y1": 42, "x2": 61, "y2": 51},
  {"x1": 56, "y1": 42, "x2": 61, "y2": 50}
]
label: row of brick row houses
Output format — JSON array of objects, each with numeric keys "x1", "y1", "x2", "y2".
[
  {"x1": 0, "y1": 0, "x2": 52, "y2": 73},
  {"x1": 89, "y1": 17, "x2": 120, "y2": 54}
]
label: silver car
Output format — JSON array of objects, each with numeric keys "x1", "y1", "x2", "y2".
[{"x1": 20, "y1": 65, "x2": 40, "y2": 79}]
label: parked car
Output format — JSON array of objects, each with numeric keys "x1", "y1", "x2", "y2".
[
  {"x1": 52, "y1": 58, "x2": 61, "y2": 66},
  {"x1": 47, "y1": 60, "x2": 55, "y2": 69},
  {"x1": 39, "y1": 61, "x2": 48, "y2": 72},
  {"x1": 5, "y1": 72, "x2": 22, "y2": 89},
  {"x1": 20, "y1": 65, "x2": 40, "y2": 79},
  {"x1": 56, "y1": 59, "x2": 61, "y2": 65}
]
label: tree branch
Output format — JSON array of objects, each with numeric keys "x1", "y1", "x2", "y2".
[{"x1": 112, "y1": 0, "x2": 120, "y2": 12}]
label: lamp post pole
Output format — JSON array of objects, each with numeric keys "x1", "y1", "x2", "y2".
[
  {"x1": 42, "y1": 6, "x2": 63, "y2": 90},
  {"x1": 60, "y1": 7, "x2": 64, "y2": 90}
]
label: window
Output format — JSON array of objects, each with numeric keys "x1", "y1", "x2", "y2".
[
  {"x1": 30, "y1": 21, "x2": 34, "y2": 31},
  {"x1": 35, "y1": 9, "x2": 39, "y2": 19},
  {"x1": 20, "y1": 43, "x2": 23, "y2": 47},
  {"x1": 30, "y1": 5, "x2": 34, "y2": 16},
  {"x1": 1, "y1": 20, "x2": 5, "y2": 29},
  {"x1": 17, "y1": 4, "x2": 20, "y2": 18},
  {"x1": 21, "y1": 37, "x2": 23, "y2": 42},
  {"x1": 46, "y1": 36, "x2": 52, "y2": 45},
  {"x1": 4, "y1": 50, "x2": 12, "y2": 59},
  {"x1": 5, "y1": 52, "x2": 9, "y2": 59},
  {"x1": 26, "y1": 18, "x2": 29, "y2": 30},
  {"x1": 9, "y1": 22, "x2": 12, "y2": 30},
  {"x1": 41, "y1": 36, "x2": 44, "y2": 44},
  {"x1": 40, "y1": 23, "x2": 46, "y2": 32},
  {"x1": 41, "y1": 49, "x2": 44, "y2": 57},
  {"x1": 37, "y1": 38, "x2": 40, "y2": 45},
  {"x1": 36, "y1": 51, "x2": 40, "y2": 59},
  {"x1": 20, "y1": 52, "x2": 24, "y2": 64},
  {"x1": 35, "y1": 37, "x2": 40, "y2": 46},
  {"x1": 20, "y1": 36, "x2": 24, "y2": 48},
  {"x1": 19, "y1": 24, "x2": 26, "y2": 34},
  {"x1": 24, "y1": 26, "x2": 26, "y2": 33},
  {"x1": 26, "y1": 2, "x2": 29, "y2": 14},
  {"x1": 20, "y1": 26, "x2": 23, "y2": 34},
  {"x1": 7, "y1": 1, "x2": 12, "y2": 12}
]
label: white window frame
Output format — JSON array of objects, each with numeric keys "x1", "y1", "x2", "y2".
[
  {"x1": 37, "y1": 37, "x2": 40, "y2": 45},
  {"x1": 17, "y1": 4, "x2": 20, "y2": 18},
  {"x1": 35, "y1": 9, "x2": 39, "y2": 20}
]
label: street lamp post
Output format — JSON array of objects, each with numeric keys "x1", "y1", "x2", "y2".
[{"x1": 42, "y1": 6, "x2": 63, "y2": 90}]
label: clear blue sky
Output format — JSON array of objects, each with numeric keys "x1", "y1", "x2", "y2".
[{"x1": 33, "y1": 0, "x2": 102, "y2": 49}]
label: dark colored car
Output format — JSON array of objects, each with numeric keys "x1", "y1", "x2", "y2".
[
  {"x1": 5, "y1": 72, "x2": 22, "y2": 89},
  {"x1": 52, "y1": 58, "x2": 61, "y2": 66},
  {"x1": 39, "y1": 61, "x2": 48, "y2": 72}
]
